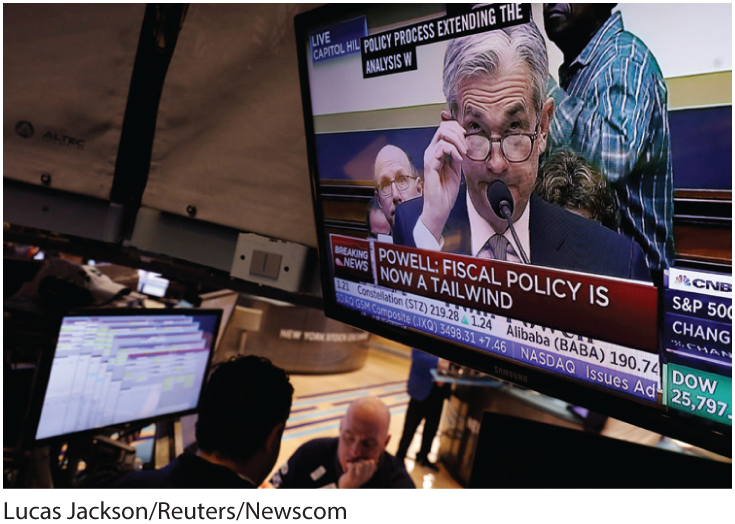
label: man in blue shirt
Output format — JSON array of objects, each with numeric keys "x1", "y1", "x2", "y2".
[
  {"x1": 543, "y1": 4, "x2": 675, "y2": 271},
  {"x1": 395, "y1": 349, "x2": 450, "y2": 471}
]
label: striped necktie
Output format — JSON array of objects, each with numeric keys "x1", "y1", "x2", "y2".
[{"x1": 479, "y1": 234, "x2": 510, "y2": 261}]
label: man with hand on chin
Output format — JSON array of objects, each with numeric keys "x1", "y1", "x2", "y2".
[
  {"x1": 392, "y1": 22, "x2": 649, "y2": 282},
  {"x1": 270, "y1": 396, "x2": 414, "y2": 489}
]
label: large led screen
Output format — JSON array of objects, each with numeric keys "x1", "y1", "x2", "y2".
[{"x1": 295, "y1": 3, "x2": 731, "y2": 454}]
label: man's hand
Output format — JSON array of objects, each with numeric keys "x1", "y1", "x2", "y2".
[
  {"x1": 338, "y1": 459, "x2": 378, "y2": 489},
  {"x1": 420, "y1": 119, "x2": 467, "y2": 241}
]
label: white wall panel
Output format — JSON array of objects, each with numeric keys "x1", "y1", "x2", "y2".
[
  {"x1": 143, "y1": 4, "x2": 319, "y2": 248},
  {"x1": 3, "y1": 4, "x2": 144, "y2": 199}
]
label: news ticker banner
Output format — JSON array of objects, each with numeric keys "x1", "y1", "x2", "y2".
[
  {"x1": 359, "y1": 3, "x2": 531, "y2": 78},
  {"x1": 335, "y1": 278, "x2": 659, "y2": 403},
  {"x1": 663, "y1": 363, "x2": 732, "y2": 426},
  {"x1": 663, "y1": 268, "x2": 732, "y2": 371},
  {"x1": 331, "y1": 235, "x2": 658, "y2": 351}
]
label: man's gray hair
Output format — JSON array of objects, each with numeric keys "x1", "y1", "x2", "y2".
[{"x1": 443, "y1": 21, "x2": 548, "y2": 119}]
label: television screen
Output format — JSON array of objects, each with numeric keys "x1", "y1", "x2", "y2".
[
  {"x1": 294, "y1": 4, "x2": 731, "y2": 455},
  {"x1": 34, "y1": 309, "x2": 221, "y2": 442}
]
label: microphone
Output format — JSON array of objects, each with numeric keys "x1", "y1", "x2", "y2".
[
  {"x1": 487, "y1": 180, "x2": 514, "y2": 220},
  {"x1": 486, "y1": 181, "x2": 530, "y2": 264}
]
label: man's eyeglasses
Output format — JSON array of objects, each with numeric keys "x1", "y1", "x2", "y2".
[
  {"x1": 377, "y1": 174, "x2": 418, "y2": 197},
  {"x1": 465, "y1": 121, "x2": 540, "y2": 164}
]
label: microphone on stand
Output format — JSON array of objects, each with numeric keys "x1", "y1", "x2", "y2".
[{"x1": 486, "y1": 181, "x2": 530, "y2": 264}]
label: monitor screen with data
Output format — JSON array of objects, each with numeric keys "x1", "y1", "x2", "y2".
[{"x1": 34, "y1": 309, "x2": 221, "y2": 442}]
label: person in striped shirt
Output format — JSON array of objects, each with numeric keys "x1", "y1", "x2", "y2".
[{"x1": 543, "y1": 3, "x2": 675, "y2": 271}]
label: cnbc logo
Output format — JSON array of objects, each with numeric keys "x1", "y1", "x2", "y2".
[{"x1": 672, "y1": 270, "x2": 732, "y2": 297}]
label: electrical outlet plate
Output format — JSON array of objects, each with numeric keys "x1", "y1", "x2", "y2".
[{"x1": 230, "y1": 233, "x2": 309, "y2": 293}]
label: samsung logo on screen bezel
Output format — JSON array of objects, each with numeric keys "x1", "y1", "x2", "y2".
[{"x1": 493, "y1": 366, "x2": 528, "y2": 383}]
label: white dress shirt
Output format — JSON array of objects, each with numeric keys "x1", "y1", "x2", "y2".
[{"x1": 412, "y1": 194, "x2": 531, "y2": 263}]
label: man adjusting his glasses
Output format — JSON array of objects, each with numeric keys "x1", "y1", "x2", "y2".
[{"x1": 392, "y1": 22, "x2": 650, "y2": 282}]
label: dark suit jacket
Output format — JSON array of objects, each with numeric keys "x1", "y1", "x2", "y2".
[
  {"x1": 93, "y1": 454, "x2": 257, "y2": 489},
  {"x1": 393, "y1": 184, "x2": 651, "y2": 282}
]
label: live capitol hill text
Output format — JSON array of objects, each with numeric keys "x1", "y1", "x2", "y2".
[{"x1": 311, "y1": 30, "x2": 359, "y2": 60}]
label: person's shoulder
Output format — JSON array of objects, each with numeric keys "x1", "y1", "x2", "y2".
[
  {"x1": 381, "y1": 452, "x2": 416, "y2": 489},
  {"x1": 535, "y1": 196, "x2": 629, "y2": 247},
  {"x1": 531, "y1": 196, "x2": 650, "y2": 281},
  {"x1": 301, "y1": 436, "x2": 338, "y2": 449},
  {"x1": 96, "y1": 455, "x2": 255, "y2": 489},
  {"x1": 586, "y1": 16, "x2": 661, "y2": 75},
  {"x1": 293, "y1": 437, "x2": 338, "y2": 458},
  {"x1": 395, "y1": 196, "x2": 424, "y2": 224},
  {"x1": 97, "y1": 471, "x2": 162, "y2": 489},
  {"x1": 604, "y1": 26, "x2": 662, "y2": 74},
  {"x1": 393, "y1": 197, "x2": 425, "y2": 246},
  {"x1": 274, "y1": 438, "x2": 339, "y2": 489},
  {"x1": 279, "y1": 438, "x2": 336, "y2": 474},
  {"x1": 412, "y1": 348, "x2": 438, "y2": 368},
  {"x1": 94, "y1": 464, "x2": 172, "y2": 489}
]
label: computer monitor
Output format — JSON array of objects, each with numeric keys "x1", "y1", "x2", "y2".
[
  {"x1": 199, "y1": 290, "x2": 239, "y2": 352},
  {"x1": 33, "y1": 309, "x2": 222, "y2": 443},
  {"x1": 175, "y1": 292, "x2": 239, "y2": 454}
]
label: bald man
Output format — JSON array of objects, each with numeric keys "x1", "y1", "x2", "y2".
[
  {"x1": 373, "y1": 145, "x2": 423, "y2": 230},
  {"x1": 270, "y1": 397, "x2": 415, "y2": 489}
]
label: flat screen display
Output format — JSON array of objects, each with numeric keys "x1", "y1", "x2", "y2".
[
  {"x1": 199, "y1": 290, "x2": 239, "y2": 352},
  {"x1": 294, "y1": 4, "x2": 731, "y2": 454},
  {"x1": 34, "y1": 309, "x2": 221, "y2": 442}
]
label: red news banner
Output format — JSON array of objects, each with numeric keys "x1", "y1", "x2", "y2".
[{"x1": 331, "y1": 235, "x2": 658, "y2": 352}]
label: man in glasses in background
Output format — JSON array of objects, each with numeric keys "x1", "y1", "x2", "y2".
[
  {"x1": 393, "y1": 22, "x2": 649, "y2": 281},
  {"x1": 373, "y1": 144, "x2": 423, "y2": 233}
]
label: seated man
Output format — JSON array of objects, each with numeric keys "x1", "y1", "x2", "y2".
[
  {"x1": 271, "y1": 396, "x2": 414, "y2": 489},
  {"x1": 392, "y1": 22, "x2": 650, "y2": 282},
  {"x1": 96, "y1": 356, "x2": 293, "y2": 488}
]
